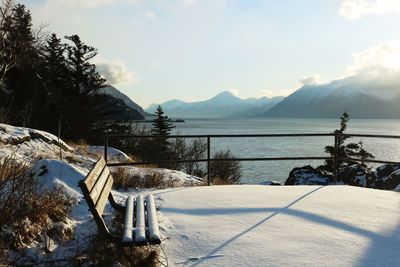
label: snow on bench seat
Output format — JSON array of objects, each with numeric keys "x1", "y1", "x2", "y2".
[
  {"x1": 121, "y1": 194, "x2": 161, "y2": 245},
  {"x1": 147, "y1": 194, "x2": 161, "y2": 242}
]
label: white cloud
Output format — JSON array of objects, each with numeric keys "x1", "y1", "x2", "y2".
[
  {"x1": 339, "y1": 0, "x2": 400, "y2": 20},
  {"x1": 144, "y1": 10, "x2": 157, "y2": 21},
  {"x1": 183, "y1": 0, "x2": 197, "y2": 8},
  {"x1": 228, "y1": 89, "x2": 240, "y2": 96},
  {"x1": 347, "y1": 41, "x2": 400, "y2": 75},
  {"x1": 95, "y1": 59, "x2": 139, "y2": 85},
  {"x1": 298, "y1": 75, "x2": 325, "y2": 86}
]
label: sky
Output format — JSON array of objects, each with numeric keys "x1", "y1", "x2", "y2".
[{"x1": 20, "y1": 0, "x2": 400, "y2": 108}]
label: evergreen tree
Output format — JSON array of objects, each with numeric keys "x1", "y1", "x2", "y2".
[
  {"x1": 322, "y1": 112, "x2": 374, "y2": 172},
  {"x1": 0, "y1": 0, "x2": 16, "y2": 86},
  {"x1": 1, "y1": 4, "x2": 44, "y2": 126},
  {"x1": 150, "y1": 106, "x2": 175, "y2": 163},
  {"x1": 151, "y1": 105, "x2": 175, "y2": 136},
  {"x1": 64, "y1": 34, "x2": 105, "y2": 96},
  {"x1": 62, "y1": 34, "x2": 107, "y2": 140},
  {"x1": 42, "y1": 34, "x2": 70, "y2": 94},
  {"x1": 37, "y1": 33, "x2": 72, "y2": 135}
]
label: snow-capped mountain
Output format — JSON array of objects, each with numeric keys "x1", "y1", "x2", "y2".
[
  {"x1": 266, "y1": 73, "x2": 400, "y2": 118},
  {"x1": 145, "y1": 91, "x2": 284, "y2": 118}
]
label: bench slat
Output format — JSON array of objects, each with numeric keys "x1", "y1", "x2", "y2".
[
  {"x1": 122, "y1": 196, "x2": 134, "y2": 243},
  {"x1": 89, "y1": 167, "x2": 110, "y2": 204},
  {"x1": 84, "y1": 157, "x2": 106, "y2": 191},
  {"x1": 135, "y1": 195, "x2": 146, "y2": 243},
  {"x1": 146, "y1": 194, "x2": 161, "y2": 243},
  {"x1": 95, "y1": 175, "x2": 113, "y2": 216}
]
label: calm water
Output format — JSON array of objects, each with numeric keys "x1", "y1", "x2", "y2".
[{"x1": 168, "y1": 118, "x2": 400, "y2": 184}]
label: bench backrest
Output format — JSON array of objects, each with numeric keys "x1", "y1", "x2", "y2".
[{"x1": 79, "y1": 157, "x2": 114, "y2": 234}]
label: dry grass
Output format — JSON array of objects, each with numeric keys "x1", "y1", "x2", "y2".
[
  {"x1": 81, "y1": 235, "x2": 159, "y2": 267},
  {"x1": 206, "y1": 177, "x2": 236, "y2": 185},
  {"x1": 112, "y1": 167, "x2": 175, "y2": 189},
  {"x1": 0, "y1": 156, "x2": 74, "y2": 265},
  {"x1": 77, "y1": 209, "x2": 161, "y2": 267},
  {"x1": 66, "y1": 139, "x2": 89, "y2": 148}
]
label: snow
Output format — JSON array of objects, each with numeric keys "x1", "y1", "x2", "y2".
[
  {"x1": 0, "y1": 123, "x2": 73, "y2": 151},
  {"x1": 29, "y1": 160, "x2": 399, "y2": 266},
  {"x1": 153, "y1": 185, "x2": 400, "y2": 267},
  {"x1": 1, "y1": 123, "x2": 399, "y2": 266},
  {"x1": 32, "y1": 159, "x2": 86, "y2": 202},
  {"x1": 147, "y1": 194, "x2": 161, "y2": 242},
  {"x1": 122, "y1": 196, "x2": 134, "y2": 243}
]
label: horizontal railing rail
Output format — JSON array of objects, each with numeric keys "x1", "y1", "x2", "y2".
[{"x1": 103, "y1": 132, "x2": 400, "y2": 185}]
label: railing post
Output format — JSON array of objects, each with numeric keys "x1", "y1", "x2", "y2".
[
  {"x1": 104, "y1": 137, "x2": 108, "y2": 164},
  {"x1": 333, "y1": 132, "x2": 338, "y2": 184},
  {"x1": 207, "y1": 136, "x2": 211, "y2": 186}
]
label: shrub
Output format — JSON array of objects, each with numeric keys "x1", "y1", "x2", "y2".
[
  {"x1": 210, "y1": 150, "x2": 242, "y2": 184},
  {"x1": 112, "y1": 167, "x2": 173, "y2": 189},
  {"x1": 0, "y1": 156, "x2": 73, "y2": 264}
]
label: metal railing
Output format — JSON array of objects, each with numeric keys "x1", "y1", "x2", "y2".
[{"x1": 103, "y1": 133, "x2": 400, "y2": 185}]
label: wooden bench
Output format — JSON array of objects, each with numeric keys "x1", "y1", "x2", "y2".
[{"x1": 79, "y1": 157, "x2": 161, "y2": 246}]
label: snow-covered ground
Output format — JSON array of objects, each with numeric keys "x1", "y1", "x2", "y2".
[
  {"x1": 1, "y1": 123, "x2": 399, "y2": 266},
  {"x1": 153, "y1": 185, "x2": 400, "y2": 267}
]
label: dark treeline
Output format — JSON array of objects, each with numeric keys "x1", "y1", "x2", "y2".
[{"x1": 0, "y1": 1, "x2": 123, "y2": 142}]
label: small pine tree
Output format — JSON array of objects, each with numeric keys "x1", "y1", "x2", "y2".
[
  {"x1": 151, "y1": 105, "x2": 175, "y2": 136},
  {"x1": 323, "y1": 112, "x2": 374, "y2": 172},
  {"x1": 150, "y1": 106, "x2": 175, "y2": 163}
]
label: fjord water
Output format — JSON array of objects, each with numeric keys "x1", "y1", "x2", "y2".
[{"x1": 171, "y1": 118, "x2": 400, "y2": 184}]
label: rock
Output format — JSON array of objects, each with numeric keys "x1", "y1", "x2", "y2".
[
  {"x1": 384, "y1": 169, "x2": 400, "y2": 190},
  {"x1": 259, "y1": 181, "x2": 281, "y2": 186},
  {"x1": 339, "y1": 164, "x2": 370, "y2": 187},
  {"x1": 287, "y1": 163, "x2": 400, "y2": 190},
  {"x1": 375, "y1": 164, "x2": 400, "y2": 178},
  {"x1": 370, "y1": 164, "x2": 400, "y2": 190},
  {"x1": 285, "y1": 165, "x2": 332, "y2": 185},
  {"x1": 0, "y1": 124, "x2": 31, "y2": 145}
]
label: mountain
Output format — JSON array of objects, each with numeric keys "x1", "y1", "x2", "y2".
[
  {"x1": 94, "y1": 86, "x2": 146, "y2": 121},
  {"x1": 147, "y1": 99, "x2": 188, "y2": 113},
  {"x1": 97, "y1": 86, "x2": 151, "y2": 117},
  {"x1": 265, "y1": 74, "x2": 400, "y2": 118},
  {"x1": 145, "y1": 91, "x2": 284, "y2": 118}
]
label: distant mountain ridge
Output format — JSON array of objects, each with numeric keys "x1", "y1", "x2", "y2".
[
  {"x1": 146, "y1": 91, "x2": 284, "y2": 118},
  {"x1": 265, "y1": 73, "x2": 400, "y2": 118}
]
